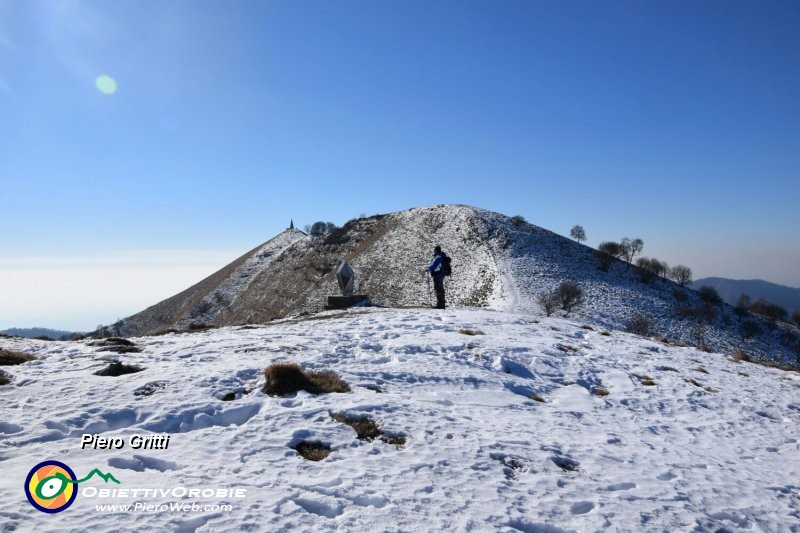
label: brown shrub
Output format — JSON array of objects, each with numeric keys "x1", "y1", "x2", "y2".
[
  {"x1": 532, "y1": 394, "x2": 546, "y2": 402},
  {"x1": 0, "y1": 370, "x2": 11, "y2": 385},
  {"x1": 293, "y1": 441, "x2": 331, "y2": 461},
  {"x1": 263, "y1": 363, "x2": 351, "y2": 396},
  {"x1": 0, "y1": 349, "x2": 37, "y2": 365},
  {"x1": 638, "y1": 376, "x2": 656, "y2": 386},
  {"x1": 593, "y1": 387, "x2": 610, "y2": 397},
  {"x1": 458, "y1": 328, "x2": 485, "y2": 336},
  {"x1": 264, "y1": 363, "x2": 308, "y2": 395}
]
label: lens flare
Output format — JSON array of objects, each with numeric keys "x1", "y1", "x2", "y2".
[{"x1": 95, "y1": 75, "x2": 118, "y2": 95}]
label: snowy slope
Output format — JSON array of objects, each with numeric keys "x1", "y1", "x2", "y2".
[{"x1": 1, "y1": 308, "x2": 799, "y2": 532}]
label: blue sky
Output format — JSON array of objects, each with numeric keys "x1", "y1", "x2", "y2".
[{"x1": 1, "y1": 0, "x2": 799, "y2": 330}]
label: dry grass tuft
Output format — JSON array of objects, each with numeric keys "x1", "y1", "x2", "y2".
[
  {"x1": 704, "y1": 386, "x2": 717, "y2": 393},
  {"x1": 593, "y1": 387, "x2": 610, "y2": 397},
  {"x1": 330, "y1": 412, "x2": 406, "y2": 447},
  {"x1": 187, "y1": 323, "x2": 217, "y2": 333},
  {"x1": 94, "y1": 361, "x2": 145, "y2": 377},
  {"x1": 0, "y1": 349, "x2": 37, "y2": 366},
  {"x1": 732, "y1": 350, "x2": 749, "y2": 362},
  {"x1": 638, "y1": 376, "x2": 656, "y2": 386},
  {"x1": 152, "y1": 328, "x2": 179, "y2": 336},
  {"x1": 600, "y1": 331, "x2": 612, "y2": 337},
  {"x1": 731, "y1": 350, "x2": 798, "y2": 372},
  {"x1": 686, "y1": 378, "x2": 702, "y2": 387},
  {"x1": 0, "y1": 370, "x2": 12, "y2": 385},
  {"x1": 693, "y1": 367, "x2": 710, "y2": 374},
  {"x1": 738, "y1": 371, "x2": 749, "y2": 377},
  {"x1": 381, "y1": 434, "x2": 407, "y2": 447},
  {"x1": 556, "y1": 343, "x2": 578, "y2": 353},
  {"x1": 532, "y1": 394, "x2": 546, "y2": 403},
  {"x1": 306, "y1": 370, "x2": 352, "y2": 393},
  {"x1": 263, "y1": 363, "x2": 351, "y2": 396},
  {"x1": 458, "y1": 328, "x2": 485, "y2": 336},
  {"x1": 580, "y1": 324, "x2": 595, "y2": 331},
  {"x1": 658, "y1": 366, "x2": 679, "y2": 372},
  {"x1": 293, "y1": 441, "x2": 331, "y2": 461},
  {"x1": 331, "y1": 413, "x2": 381, "y2": 441}
]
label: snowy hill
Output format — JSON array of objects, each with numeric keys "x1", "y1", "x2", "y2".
[
  {"x1": 1, "y1": 308, "x2": 799, "y2": 531},
  {"x1": 104, "y1": 205, "x2": 799, "y2": 366}
]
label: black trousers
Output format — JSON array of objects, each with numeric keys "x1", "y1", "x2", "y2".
[{"x1": 433, "y1": 277, "x2": 446, "y2": 309}]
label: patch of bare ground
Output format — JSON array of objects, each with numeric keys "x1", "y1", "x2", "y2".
[{"x1": 94, "y1": 361, "x2": 145, "y2": 377}]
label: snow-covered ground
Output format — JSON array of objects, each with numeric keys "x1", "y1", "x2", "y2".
[{"x1": 2, "y1": 308, "x2": 799, "y2": 532}]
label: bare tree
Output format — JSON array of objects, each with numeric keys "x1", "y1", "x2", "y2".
[
  {"x1": 595, "y1": 241, "x2": 622, "y2": 272},
  {"x1": 308, "y1": 221, "x2": 338, "y2": 236},
  {"x1": 635, "y1": 257, "x2": 657, "y2": 283},
  {"x1": 557, "y1": 281, "x2": 584, "y2": 316},
  {"x1": 620, "y1": 238, "x2": 644, "y2": 264},
  {"x1": 626, "y1": 314, "x2": 653, "y2": 336},
  {"x1": 669, "y1": 265, "x2": 692, "y2": 287},
  {"x1": 570, "y1": 225, "x2": 586, "y2": 243},
  {"x1": 750, "y1": 299, "x2": 788, "y2": 322},
  {"x1": 594, "y1": 249, "x2": 613, "y2": 272},
  {"x1": 537, "y1": 291, "x2": 560, "y2": 317},
  {"x1": 598, "y1": 241, "x2": 623, "y2": 258}
]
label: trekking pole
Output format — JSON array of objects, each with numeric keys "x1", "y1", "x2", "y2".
[{"x1": 425, "y1": 271, "x2": 431, "y2": 307}]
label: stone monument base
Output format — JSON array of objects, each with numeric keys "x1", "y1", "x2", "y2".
[{"x1": 325, "y1": 294, "x2": 370, "y2": 310}]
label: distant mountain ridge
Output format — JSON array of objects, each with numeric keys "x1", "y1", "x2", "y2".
[
  {"x1": 692, "y1": 277, "x2": 800, "y2": 313},
  {"x1": 103, "y1": 205, "x2": 800, "y2": 365},
  {"x1": 0, "y1": 327, "x2": 79, "y2": 340}
]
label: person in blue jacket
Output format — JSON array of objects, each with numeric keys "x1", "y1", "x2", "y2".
[{"x1": 427, "y1": 245, "x2": 446, "y2": 309}]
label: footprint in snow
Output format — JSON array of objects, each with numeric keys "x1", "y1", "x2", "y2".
[{"x1": 570, "y1": 501, "x2": 595, "y2": 515}]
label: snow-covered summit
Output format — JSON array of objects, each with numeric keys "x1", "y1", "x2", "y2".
[{"x1": 106, "y1": 205, "x2": 799, "y2": 365}]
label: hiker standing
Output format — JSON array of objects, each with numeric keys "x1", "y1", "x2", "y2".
[{"x1": 427, "y1": 246, "x2": 447, "y2": 309}]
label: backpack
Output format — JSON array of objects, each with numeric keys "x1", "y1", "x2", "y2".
[{"x1": 441, "y1": 253, "x2": 452, "y2": 276}]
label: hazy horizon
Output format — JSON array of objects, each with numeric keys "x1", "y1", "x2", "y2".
[{"x1": 2, "y1": 1, "x2": 798, "y2": 331}]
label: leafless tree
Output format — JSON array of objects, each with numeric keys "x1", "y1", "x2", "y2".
[
  {"x1": 570, "y1": 225, "x2": 586, "y2": 243},
  {"x1": 537, "y1": 291, "x2": 560, "y2": 317},
  {"x1": 620, "y1": 238, "x2": 644, "y2": 264},
  {"x1": 669, "y1": 265, "x2": 692, "y2": 287},
  {"x1": 557, "y1": 281, "x2": 584, "y2": 316}
]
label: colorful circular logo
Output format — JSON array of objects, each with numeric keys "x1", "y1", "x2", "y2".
[{"x1": 24, "y1": 461, "x2": 78, "y2": 513}]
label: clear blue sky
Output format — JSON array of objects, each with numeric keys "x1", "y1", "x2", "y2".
[{"x1": 1, "y1": 0, "x2": 799, "y2": 330}]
